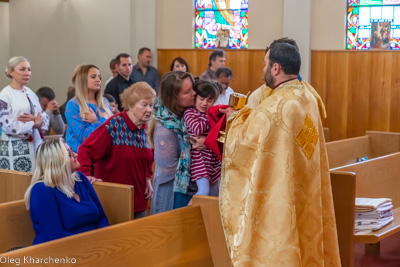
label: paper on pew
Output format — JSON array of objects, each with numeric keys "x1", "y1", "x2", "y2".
[{"x1": 355, "y1": 197, "x2": 392, "y2": 212}]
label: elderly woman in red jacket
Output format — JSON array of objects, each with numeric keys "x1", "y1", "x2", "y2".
[{"x1": 77, "y1": 82, "x2": 156, "y2": 219}]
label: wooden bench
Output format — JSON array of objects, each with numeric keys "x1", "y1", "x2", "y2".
[
  {"x1": 327, "y1": 130, "x2": 400, "y2": 169},
  {"x1": 0, "y1": 182, "x2": 134, "y2": 253},
  {"x1": 0, "y1": 197, "x2": 222, "y2": 266},
  {"x1": 43, "y1": 134, "x2": 63, "y2": 141},
  {"x1": 0, "y1": 190, "x2": 350, "y2": 266},
  {"x1": 333, "y1": 152, "x2": 400, "y2": 254}
]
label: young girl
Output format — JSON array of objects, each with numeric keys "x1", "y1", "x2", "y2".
[{"x1": 184, "y1": 79, "x2": 221, "y2": 196}]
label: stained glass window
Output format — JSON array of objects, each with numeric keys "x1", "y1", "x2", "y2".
[
  {"x1": 347, "y1": 0, "x2": 400, "y2": 49},
  {"x1": 195, "y1": 0, "x2": 249, "y2": 49}
]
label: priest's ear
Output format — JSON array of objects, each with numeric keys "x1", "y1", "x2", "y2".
[{"x1": 271, "y1": 62, "x2": 281, "y2": 76}]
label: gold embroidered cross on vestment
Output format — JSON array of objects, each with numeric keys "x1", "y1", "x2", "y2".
[{"x1": 295, "y1": 114, "x2": 319, "y2": 159}]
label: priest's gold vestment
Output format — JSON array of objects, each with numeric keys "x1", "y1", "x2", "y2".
[
  {"x1": 220, "y1": 79, "x2": 340, "y2": 266},
  {"x1": 247, "y1": 81, "x2": 327, "y2": 123}
]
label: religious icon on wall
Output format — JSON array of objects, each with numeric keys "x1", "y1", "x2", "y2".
[
  {"x1": 371, "y1": 22, "x2": 391, "y2": 49},
  {"x1": 216, "y1": 29, "x2": 229, "y2": 48}
]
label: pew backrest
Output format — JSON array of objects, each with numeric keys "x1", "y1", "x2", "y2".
[
  {"x1": 92, "y1": 181, "x2": 134, "y2": 224},
  {"x1": 0, "y1": 200, "x2": 33, "y2": 253},
  {"x1": 43, "y1": 134, "x2": 63, "y2": 141},
  {"x1": 366, "y1": 130, "x2": 400, "y2": 157},
  {"x1": 327, "y1": 131, "x2": 400, "y2": 170},
  {"x1": 326, "y1": 135, "x2": 372, "y2": 169},
  {"x1": 0, "y1": 170, "x2": 32, "y2": 204},
  {"x1": 1, "y1": 206, "x2": 214, "y2": 266},
  {"x1": 0, "y1": 168, "x2": 134, "y2": 224},
  {"x1": 0, "y1": 182, "x2": 134, "y2": 253}
]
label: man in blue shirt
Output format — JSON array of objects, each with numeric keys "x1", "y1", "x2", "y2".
[{"x1": 130, "y1": 47, "x2": 160, "y2": 93}]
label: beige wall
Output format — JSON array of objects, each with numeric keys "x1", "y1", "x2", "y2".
[
  {"x1": 248, "y1": 0, "x2": 283, "y2": 49},
  {"x1": 0, "y1": 2, "x2": 10, "y2": 88},
  {"x1": 283, "y1": 0, "x2": 311, "y2": 80},
  {"x1": 7, "y1": 0, "x2": 158, "y2": 104},
  {"x1": 156, "y1": 0, "x2": 194, "y2": 49},
  {"x1": 132, "y1": 0, "x2": 157, "y2": 65},
  {"x1": 311, "y1": 0, "x2": 347, "y2": 50}
]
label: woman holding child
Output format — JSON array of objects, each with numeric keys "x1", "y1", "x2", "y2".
[{"x1": 150, "y1": 71, "x2": 213, "y2": 214}]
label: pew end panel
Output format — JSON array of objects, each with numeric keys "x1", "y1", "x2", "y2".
[
  {"x1": 323, "y1": 127, "x2": 329, "y2": 142},
  {"x1": 0, "y1": 169, "x2": 32, "y2": 204},
  {"x1": 92, "y1": 181, "x2": 134, "y2": 225},
  {"x1": 192, "y1": 195, "x2": 230, "y2": 267},
  {"x1": 0, "y1": 200, "x2": 34, "y2": 253},
  {"x1": 1, "y1": 206, "x2": 214, "y2": 267},
  {"x1": 330, "y1": 171, "x2": 356, "y2": 267}
]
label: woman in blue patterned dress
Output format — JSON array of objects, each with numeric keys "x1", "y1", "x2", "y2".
[{"x1": 65, "y1": 64, "x2": 112, "y2": 153}]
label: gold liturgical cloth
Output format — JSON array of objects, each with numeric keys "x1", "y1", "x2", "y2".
[{"x1": 220, "y1": 79, "x2": 341, "y2": 266}]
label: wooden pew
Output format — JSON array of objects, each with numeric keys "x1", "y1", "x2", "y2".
[
  {"x1": 0, "y1": 182, "x2": 134, "y2": 253},
  {"x1": 333, "y1": 152, "x2": 400, "y2": 254},
  {"x1": 330, "y1": 171, "x2": 356, "y2": 267},
  {"x1": 0, "y1": 187, "x2": 352, "y2": 266},
  {"x1": 327, "y1": 131, "x2": 400, "y2": 169},
  {"x1": 1, "y1": 203, "x2": 216, "y2": 266},
  {"x1": 0, "y1": 170, "x2": 31, "y2": 204},
  {"x1": 0, "y1": 168, "x2": 134, "y2": 224},
  {"x1": 43, "y1": 134, "x2": 63, "y2": 141}
]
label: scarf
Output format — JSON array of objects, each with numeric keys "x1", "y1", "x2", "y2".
[{"x1": 153, "y1": 98, "x2": 191, "y2": 194}]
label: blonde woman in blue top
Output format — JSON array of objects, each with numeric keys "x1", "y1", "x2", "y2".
[
  {"x1": 24, "y1": 138, "x2": 109, "y2": 245},
  {"x1": 65, "y1": 64, "x2": 113, "y2": 153}
]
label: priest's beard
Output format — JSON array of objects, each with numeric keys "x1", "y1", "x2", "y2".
[{"x1": 264, "y1": 65, "x2": 275, "y2": 88}]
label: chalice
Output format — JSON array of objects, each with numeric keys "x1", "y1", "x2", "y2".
[{"x1": 217, "y1": 93, "x2": 248, "y2": 143}]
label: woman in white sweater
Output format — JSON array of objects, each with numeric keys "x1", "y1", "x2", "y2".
[{"x1": 0, "y1": 56, "x2": 49, "y2": 172}]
